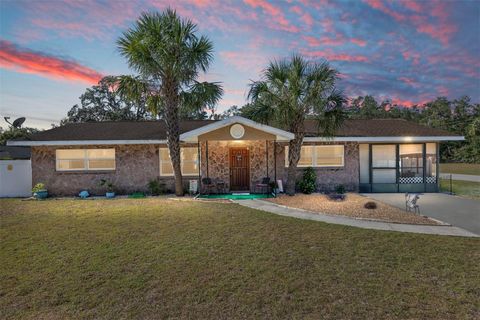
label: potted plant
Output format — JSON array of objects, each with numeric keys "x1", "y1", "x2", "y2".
[
  {"x1": 329, "y1": 184, "x2": 346, "y2": 201},
  {"x1": 32, "y1": 183, "x2": 48, "y2": 199},
  {"x1": 99, "y1": 179, "x2": 115, "y2": 198},
  {"x1": 269, "y1": 181, "x2": 279, "y2": 194}
]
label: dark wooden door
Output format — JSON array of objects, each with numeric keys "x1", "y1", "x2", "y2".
[{"x1": 230, "y1": 148, "x2": 250, "y2": 191}]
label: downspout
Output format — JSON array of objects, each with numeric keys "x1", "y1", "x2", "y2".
[
  {"x1": 197, "y1": 141, "x2": 201, "y2": 194},
  {"x1": 436, "y1": 142, "x2": 440, "y2": 192},
  {"x1": 423, "y1": 143, "x2": 427, "y2": 192},
  {"x1": 206, "y1": 140, "x2": 209, "y2": 178},
  {"x1": 274, "y1": 142, "x2": 277, "y2": 183}
]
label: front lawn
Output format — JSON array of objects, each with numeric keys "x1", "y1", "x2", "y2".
[
  {"x1": 440, "y1": 163, "x2": 480, "y2": 175},
  {"x1": 1, "y1": 199, "x2": 479, "y2": 319},
  {"x1": 440, "y1": 179, "x2": 480, "y2": 200}
]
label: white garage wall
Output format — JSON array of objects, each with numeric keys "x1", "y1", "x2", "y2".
[{"x1": 0, "y1": 160, "x2": 32, "y2": 197}]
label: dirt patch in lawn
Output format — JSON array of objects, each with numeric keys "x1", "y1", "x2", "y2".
[{"x1": 266, "y1": 193, "x2": 440, "y2": 225}]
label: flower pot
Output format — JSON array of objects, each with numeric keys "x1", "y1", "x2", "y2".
[
  {"x1": 34, "y1": 190, "x2": 48, "y2": 199},
  {"x1": 106, "y1": 192, "x2": 115, "y2": 198}
]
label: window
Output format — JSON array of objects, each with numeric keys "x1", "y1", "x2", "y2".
[
  {"x1": 285, "y1": 145, "x2": 344, "y2": 167},
  {"x1": 56, "y1": 149, "x2": 115, "y2": 171},
  {"x1": 159, "y1": 147, "x2": 199, "y2": 176},
  {"x1": 371, "y1": 145, "x2": 396, "y2": 183},
  {"x1": 399, "y1": 144, "x2": 423, "y2": 183}
]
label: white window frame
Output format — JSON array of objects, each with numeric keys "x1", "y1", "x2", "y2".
[
  {"x1": 56, "y1": 148, "x2": 116, "y2": 171},
  {"x1": 159, "y1": 147, "x2": 199, "y2": 177},
  {"x1": 285, "y1": 145, "x2": 344, "y2": 167}
]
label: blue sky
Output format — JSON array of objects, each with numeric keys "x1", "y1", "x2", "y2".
[{"x1": 1, "y1": 0, "x2": 479, "y2": 129}]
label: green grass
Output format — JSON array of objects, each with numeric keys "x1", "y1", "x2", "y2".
[
  {"x1": 440, "y1": 179, "x2": 480, "y2": 200},
  {"x1": 1, "y1": 199, "x2": 479, "y2": 319},
  {"x1": 440, "y1": 163, "x2": 480, "y2": 175}
]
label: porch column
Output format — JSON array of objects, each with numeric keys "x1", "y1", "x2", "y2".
[{"x1": 266, "y1": 140, "x2": 269, "y2": 178}]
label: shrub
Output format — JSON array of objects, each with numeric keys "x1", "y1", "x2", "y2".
[
  {"x1": 298, "y1": 167, "x2": 316, "y2": 194},
  {"x1": 335, "y1": 184, "x2": 346, "y2": 194},
  {"x1": 148, "y1": 179, "x2": 166, "y2": 196},
  {"x1": 364, "y1": 201, "x2": 377, "y2": 209},
  {"x1": 99, "y1": 179, "x2": 114, "y2": 192},
  {"x1": 32, "y1": 183, "x2": 46, "y2": 193}
]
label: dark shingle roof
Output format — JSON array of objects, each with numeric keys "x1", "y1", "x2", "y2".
[
  {"x1": 17, "y1": 119, "x2": 457, "y2": 142},
  {"x1": 22, "y1": 120, "x2": 217, "y2": 141}
]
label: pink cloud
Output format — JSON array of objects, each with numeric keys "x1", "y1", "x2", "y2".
[
  {"x1": 220, "y1": 50, "x2": 268, "y2": 73},
  {"x1": 401, "y1": 0, "x2": 422, "y2": 13},
  {"x1": 363, "y1": 0, "x2": 457, "y2": 45},
  {"x1": 0, "y1": 40, "x2": 103, "y2": 84},
  {"x1": 290, "y1": 5, "x2": 303, "y2": 15},
  {"x1": 351, "y1": 38, "x2": 367, "y2": 46},
  {"x1": 304, "y1": 35, "x2": 344, "y2": 47},
  {"x1": 398, "y1": 77, "x2": 419, "y2": 87},
  {"x1": 401, "y1": 50, "x2": 421, "y2": 65},
  {"x1": 302, "y1": 49, "x2": 369, "y2": 62},
  {"x1": 302, "y1": 13, "x2": 314, "y2": 27},
  {"x1": 244, "y1": 0, "x2": 300, "y2": 32}
]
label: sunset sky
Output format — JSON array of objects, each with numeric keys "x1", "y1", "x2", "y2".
[{"x1": 1, "y1": 0, "x2": 479, "y2": 129}]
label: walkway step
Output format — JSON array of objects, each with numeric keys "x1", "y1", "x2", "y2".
[{"x1": 235, "y1": 199, "x2": 479, "y2": 238}]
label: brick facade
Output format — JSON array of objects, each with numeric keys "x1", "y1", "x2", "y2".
[
  {"x1": 274, "y1": 142, "x2": 360, "y2": 192},
  {"x1": 31, "y1": 141, "x2": 360, "y2": 196},
  {"x1": 31, "y1": 144, "x2": 194, "y2": 196}
]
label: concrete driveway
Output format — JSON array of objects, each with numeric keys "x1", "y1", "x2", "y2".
[{"x1": 364, "y1": 193, "x2": 480, "y2": 235}]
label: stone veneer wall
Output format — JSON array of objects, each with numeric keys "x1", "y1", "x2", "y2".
[
  {"x1": 274, "y1": 142, "x2": 360, "y2": 192},
  {"x1": 200, "y1": 140, "x2": 275, "y2": 192},
  {"x1": 31, "y1": 144, "x2": 198, "y2": 196}
]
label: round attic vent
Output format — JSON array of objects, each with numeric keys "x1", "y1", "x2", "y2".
[{"x1": 230, "y1": 124, "x2": 245, "y2": 139}]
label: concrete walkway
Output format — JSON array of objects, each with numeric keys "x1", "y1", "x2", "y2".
[
  {"x1": 365, "y1": 193, "x2": 480, "y2": 236},
  {"x1": 235, "y1": 199, "x2": 478, "y2": 237},
  {"x1": 441, "y1": 173, "x2": 480, "y2": 182}
]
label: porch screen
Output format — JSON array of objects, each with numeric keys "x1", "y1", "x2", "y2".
[
  {"x1": 426, "y1": 143, "x2": 437, "y2": 183},
  {"x1": 285, "y1": 145, "x2": 344, "y2": 167},
  {"x1": 399, "y1": 144, "x2": 423, "y2": 183},
  {"x1": 56, "y1": 149, "x2": 115, "y2": 171},
  {"x1": 159, "y1": 147, "x2": 198, "y2": 176}
]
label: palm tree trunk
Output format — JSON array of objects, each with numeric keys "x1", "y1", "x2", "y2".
[
  {"x1": 163, "y1": 82, "x2": 184, "y2": 196},
  {"x1": 285, "y1": 120, "x2": 305, "y2": 196}
]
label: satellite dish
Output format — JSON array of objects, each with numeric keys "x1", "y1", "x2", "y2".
[{"x1": 13, "y1": 117, "x2": 26, "y2": 128}]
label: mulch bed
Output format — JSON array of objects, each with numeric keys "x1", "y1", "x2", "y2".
[{"x1": 267, "y1": 193, "x2": 440, "y2": 225}]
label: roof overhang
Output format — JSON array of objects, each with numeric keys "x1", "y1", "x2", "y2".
[
  {"x1": 303, "y1": 136, "x2": 465, "y2": 143},
  {"x1": 7, "y1": 139, "x2": 168, "y2": 146},
  {"x1": 179, "y1": 116, "x2": 294, "y2": 142}
]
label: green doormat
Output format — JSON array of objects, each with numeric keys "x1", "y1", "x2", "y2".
[
  {"x1": 128, "y1": 192, "x2": 146, "y2": 198},
  {"x1": 199, "y1": 193, "x2": 273, "y2": 200}
]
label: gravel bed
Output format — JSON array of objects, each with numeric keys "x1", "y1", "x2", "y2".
[{"x1": 267, "y1": 193, "x2": 440, "y2": 225}]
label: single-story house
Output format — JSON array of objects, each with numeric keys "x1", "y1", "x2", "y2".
[{"x1": 7, "y1": 116, "x2": 463, "y2": 196}]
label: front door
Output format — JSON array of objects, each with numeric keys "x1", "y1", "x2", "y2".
[{"x1": 230, "y1": 148, "x2": 250, "y2": 191}]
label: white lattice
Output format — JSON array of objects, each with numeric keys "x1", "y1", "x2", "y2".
[
  {"x1": 425, "y1": 176, "x2": 436, "y2": 184},
  {"x1": 399, "y1": 176, "x2": 423, "y2": 184}
]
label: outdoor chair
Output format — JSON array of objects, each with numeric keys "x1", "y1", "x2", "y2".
[
  {"x1": 202, "y1": 177, "x2": 216, "y2": 194},
  {"x1": 255, "y1": 177, "x2": 270, "y2": 194},
  {"x1": 405, "y1": 193, "x2": 420, "y2": 214}
]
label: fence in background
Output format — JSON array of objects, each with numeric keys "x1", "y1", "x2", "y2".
[{"x1": 439, "y1": 174, "x2": 453, "y2": 194}]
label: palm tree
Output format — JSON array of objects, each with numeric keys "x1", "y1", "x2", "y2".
[
  {"x1": 248, "y1": 54, "x2": 346, "y2": 195},
  {"x1": 117, "y1": 10, "x2": 223, "y2": 196}
]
